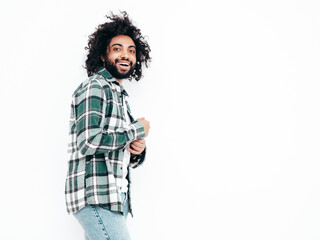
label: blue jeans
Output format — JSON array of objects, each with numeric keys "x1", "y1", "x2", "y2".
[{"x1": 74, "y1": 192, "x2": 131, "y2": 240}]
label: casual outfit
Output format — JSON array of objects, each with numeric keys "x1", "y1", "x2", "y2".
[{"x1": 65, "y1": 67, "x2": 146, "y2": 239}]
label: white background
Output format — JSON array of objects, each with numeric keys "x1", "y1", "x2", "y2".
[{"x1": 0, "y1": 0, "x2": 320, "y2": 239}]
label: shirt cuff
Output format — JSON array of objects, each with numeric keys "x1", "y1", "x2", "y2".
[{"x1": 129, "y1": 120, "x2": 145, "y2": 140}]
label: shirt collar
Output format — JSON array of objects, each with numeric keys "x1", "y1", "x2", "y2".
[{"x1": 97, "y1": 67, "x2": 129, "y2": 97}]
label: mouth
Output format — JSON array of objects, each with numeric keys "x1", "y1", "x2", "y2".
[{"x1": 116, "y1": 60, "x2": 131, "y2": 72}]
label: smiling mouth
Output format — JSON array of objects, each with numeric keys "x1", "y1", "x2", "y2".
[
  {"x1": 119, "y1": 62, "x2": 130, "y2": 66},
  {"x1": 116, "y1": 60, "x2": 131, "y2": 71}
]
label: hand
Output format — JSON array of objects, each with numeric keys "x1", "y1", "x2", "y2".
[
  {"x1": 136, "y1": 117, "x2": 150, "y2": 137},
  {"x1": 128, "y1": 139, "x2": 146, "y2": 155}
]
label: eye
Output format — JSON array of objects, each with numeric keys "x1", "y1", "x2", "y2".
[
  {"x1": 113, "y1": 47, "x2": 121, "y2": 51},
  {"x1": 129, "y1": 49, "x2": 136, "y2": 53}
]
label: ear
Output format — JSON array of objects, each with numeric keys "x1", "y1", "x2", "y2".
[{"x1": 101, "y1": 46, "x2": 110, "y2": 62}]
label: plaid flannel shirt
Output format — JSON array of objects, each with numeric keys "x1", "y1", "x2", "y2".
[{"x1": 65, "y1": 67, "x2": 146, "y2": 215}]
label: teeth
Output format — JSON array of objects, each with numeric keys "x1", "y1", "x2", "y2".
[{"x1": 119, "y1": 63, "x2": 129, "y2": 66}]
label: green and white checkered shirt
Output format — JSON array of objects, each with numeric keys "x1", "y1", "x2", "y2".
[{"x1": 65, "y1": 67, "x2": 146, "y2": 215}]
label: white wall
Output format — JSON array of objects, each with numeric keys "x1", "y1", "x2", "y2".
[{"x1": 0, "y1": 0, "x2": 320, "y2": 239}]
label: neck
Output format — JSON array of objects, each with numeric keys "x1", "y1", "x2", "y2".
[{"x1": 116, "y1": 78, "x2": 123, "y2": 84}]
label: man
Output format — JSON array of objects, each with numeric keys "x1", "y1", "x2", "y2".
[{"x1": 65, "y1": 11, "x2": 151, "y2": 240}]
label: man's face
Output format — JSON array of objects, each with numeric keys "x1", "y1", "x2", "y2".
[{"x1": 102, "y1": 35, "x2": 137, "y2": 80}]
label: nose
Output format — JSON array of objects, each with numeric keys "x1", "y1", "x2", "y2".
[{"x1": 120, "y1": 49, "x2": 129, "y2": 59}]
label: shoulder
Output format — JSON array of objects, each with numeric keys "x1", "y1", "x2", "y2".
[{"x1": 72, "y1": 74, "x2": 109, "y2": 101}]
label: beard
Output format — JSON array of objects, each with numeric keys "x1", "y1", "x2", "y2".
[{"x1": 104, "y1": 58, "x2": 135, "y2": 80}]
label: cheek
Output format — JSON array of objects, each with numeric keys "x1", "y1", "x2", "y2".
[
  {"x1": 107, "y1": 52, "x2": 120, "y2": 61},
  {"x1": 131, "y1": 56, "x2": 137, "y2": 65}
]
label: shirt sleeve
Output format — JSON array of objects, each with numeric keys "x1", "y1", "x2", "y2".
[{"x1": 74, "y1": 79, "x2": 145, "y2": 156}]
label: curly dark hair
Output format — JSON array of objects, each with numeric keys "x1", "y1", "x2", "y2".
[{"x1": 84, "y1": 11, "x2": 151, "y2": 81}]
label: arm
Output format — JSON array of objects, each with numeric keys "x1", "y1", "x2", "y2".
[{"x1": 75, "y1": 80, "x2": 145, "y2": 156}]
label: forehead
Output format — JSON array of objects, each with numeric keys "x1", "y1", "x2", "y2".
[{"x1": 109, "y1": 35, "x2": 135, "y2": 47}]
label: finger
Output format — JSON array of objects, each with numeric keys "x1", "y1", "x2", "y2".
[
  {"x1": 131, "y1": 140, "x2": 145, "y2": 147},
  {"x1": 132, "y1": 139, "x2": 145, "y2": 144},
  {"x1": 136, "y1": 139, "x2": 145, "y2": 144},
  {"x1": 131, "y1": 141, "x2": 144, "y2": 148},
  {"x1": 130, "y1": 144, "x2": 144, "y2": 152},
  {"x1": 133, "y1": 139, "x2": 145, "y2": 145},
  {"x1": 128, "y1": 147, "x2": 142, "y2": 155}
]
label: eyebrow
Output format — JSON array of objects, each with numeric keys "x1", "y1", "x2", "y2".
[{"x1": 110, "y1": 43, "x2": 136, "y2": 49}]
